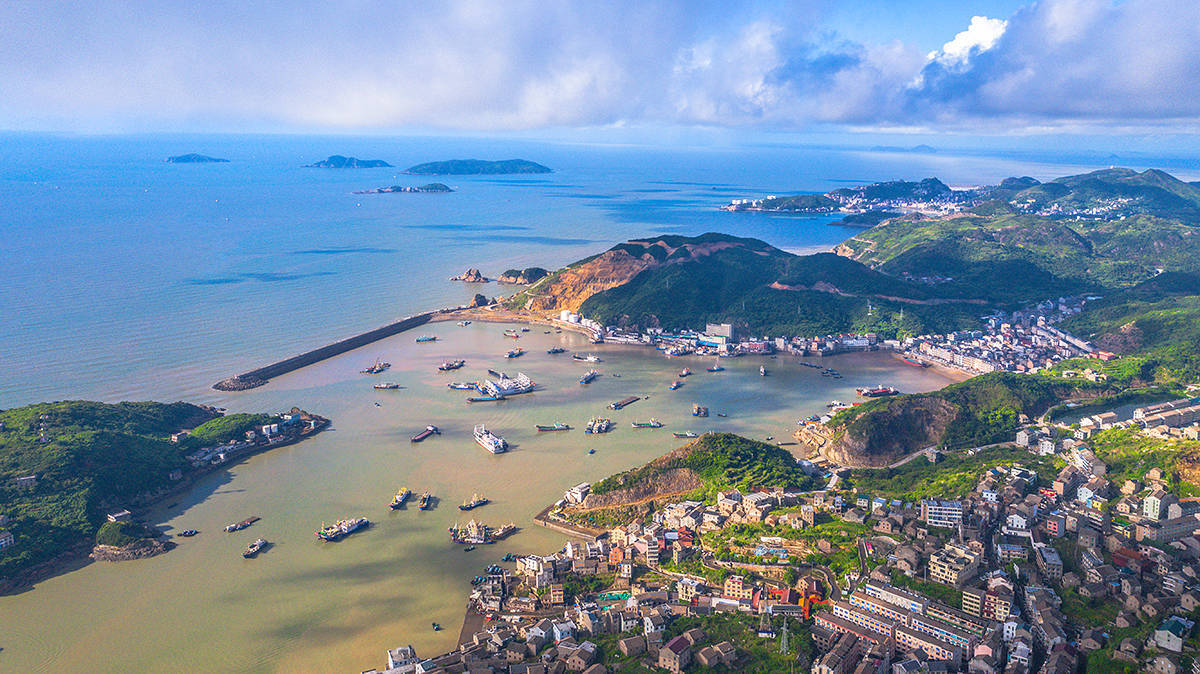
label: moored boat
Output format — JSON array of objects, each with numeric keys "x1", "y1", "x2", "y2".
[
  {"x1": 178, "y1": 529, "x2": 198, "y2": 537},
  {"x1": 547, "y1": 346, "x2": 566, "y2": 354},
  {"x1": 438, "y1": 359, "x2": 465, "y2": 371},
  {"x1": 459, "y1": 493, "x2": 490, "y2": 511},
  {"x1": 418, "y1": 492, "x2": 433, "y2": 510},
  {"x1": 493, "y1": 522, "x2": 518, "y2": 539},
  {"x1": 707, "y1": 364, "x2": 724, "y2": 372},
  {"x1": 505, "y1": 348, "x2": 524, "y2": 358},
  {"x1": 415, "y1": 335, "x2": 437, "y2": 343},
  {"x1": 411, "y1": 425, "x2": 440, "y2": 442},
  {"x1": 631, "y1": 418, "x2": 663, "y2": 428},
  {"x1": 536, "y1": 422, "x2": 571, "y2": 432},
  {"x1": 361, "y1": 359, "x2": 391, "y2": 374},
  {"x1": 673, "y1": 431, "x2": 698, "y2": 439},
  {"x1": 902, "y1": 356, "x2": 930, "y2": 367},
  {"x1": 668, "y1": 380, "x2": 682, "y2": 390},
  {"x1": 456, "y1": 320, "x2": 471, "y2": 326},
  {"x1": 315, "y1": 517, "x2": 369, "y2": 541},
  {"x1": 242, "y1": 538, "x2": 268, "y2": 558},
  {"x1": 503, "y1": 329, "x2": 520, "y2": 338},
  {"x1": 224, "y1": 516, "x2": 260, "y2": 533},
  {"x1": 390, "y1": 488, "x2": 412, "y2": 509},
  {"x1": 474, "y1": 424, "x2": 508, "y2": 454},
  {"x1": 857, "y1": 385, "x2": 900, "y2": 398},
  {"x1": 692, "y1": 404, "x2": 709, "y2": 417},
  {"x1": 760, "y1": 365, "x2": 767, "y2": 376},
  {"x1": 467, "y1": 395, "x2": 506, "y2": 403},
  {"x1": 373, "y1": 382, "x2": 401, "y2": 390},
  {"x1": 678, "y1": 368, "x2": 691, "y2": 377},
  {"x1": 579, "y1": 369, "x2": 598, "y2": 384},
  {"x1": 449, "y1": 519, "x2": 494, "y2": 545},
  {"x1": 584, "y1": 417, "x2": 612, "y2": 434},
  {"x1": 447, "y1": 381, "x2": 478, "y2": 390}
]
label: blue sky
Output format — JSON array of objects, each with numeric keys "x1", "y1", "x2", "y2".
[{"x1": 3, "y1": 0, "x2": 1197, "y2": 146}]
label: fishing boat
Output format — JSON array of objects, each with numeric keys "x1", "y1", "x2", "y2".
[
  {"x1": 857, "y1": 385, "x2": 900, "y2": 398},
  {"x1": 449, "y1": 519, "x2": 494, "y2": 545},
  {"x1": 361, "y1": 359, "x2": 391, "y2": 374},
  {"x1": 827, "y1": 400, "x2": 845, "y2": 407},
  {"x1": 692, "y1": 404, "x2": 708, "y2": 417},
  {"x1": 505, "y1": 348, "x2": 524, "y2": 358},
  {"x1": 373, "y1": 382, "x2": 401, "y2": 390},
  {"x1": 411, "y1": 425, "x2": 440, "y2": 442},
  {"x1": 474, "y1": 424, "x2": 508, "y2": 454},
  {"x1": 587, "y1": 448, "x2": 596, "y2": 454},
  {"x1": 447, "y1": 382, "x2": 478, "y2": 390},
  {"x1": 547, "y1": 346, "x2": 566, "y2": 354},
  {"x1": 467, "y1": 395, "x2": 506, "y2": 403},
  {"x1": 492, "y1": 522, "x2": 518, "y2": 539},
  {"x1": 707, "y1": 364, "x2": 724, "y2": 372},
  {"x1": 631, "y1": 418, "x2": 663, "y2": 428},
  {"x1": 438, "y1": 359, "x2": 465, "y2": 371},
  {"x1": 415, "y1": 335, "x2": 437, "y2": 343},
  {"x1": 418, "y1": 492, "x2": 433, "y2": 510},
  {"x1": 503, "y1": 329, "x2": 520, "y2": 338},
  {"x1": 584, "y1": 417, "x2": 612, "y2": 434},
  {"x1": 760, "y1": 365, "x2": 767, "y2": 376},
  {"x1": 673, "y1": 431, "x2": 698, "y2": 439},
  {"x1": 224, "y1": 516, "x2": 260, "y2": 533},
  {"x1": 456, "y1": 320, "x2": 471, "y2": 326},
  {"x1": 716, "y1": 412, "x2": 727, "y2": 417},
  {"x1": 315, "y1": 517, "x2": 369, "y2": 541},
  {"x1": 668, "y1": 380, "x2": 682, "y2": 390},
  {"x1": 464, "y1": 546, "x2": 476, "y2": 552},
  {"x1": 579, "y1": 369, "x2": 599, "y2": 384},
  {"x1": 487, "y1": 369, "x2": 505, "y2": 378},
  {"x1": 902, "y1": 356, "x2": 930, "y2": 368},
  {"x1": 242, "y1": 538, "x2": 267, "y2": 558},
  {"x1": 390, "y1": 488, "x2": 412, "y2": 509},
  {"x1": 536, "y1": 422, "x2": 571, "y2": 432},
  {"x1": 678, "y1": 368, "x2": 692, "y2": 377},
  {"x1": 178, "y1": 529, "x2": 198, "y2": 537},
  {"x1": 459, "y1": 493, "x2": 490, "y2": 511},
  {"x1": 573, "y1": 353, "x2": 602, "y2": 362}
]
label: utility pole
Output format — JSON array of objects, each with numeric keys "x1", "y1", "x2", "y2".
[{"x1": 779, "y1": 616, "x2": 789, "y2": 654}]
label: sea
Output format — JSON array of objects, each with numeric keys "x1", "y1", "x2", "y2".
[{"x1": 0, "y1": 133, "x2": 1179, "y2": 672}]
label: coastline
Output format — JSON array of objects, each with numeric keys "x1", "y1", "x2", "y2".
[{"x1": 889, "y1": 351, "x2": 973, "y2": 383}]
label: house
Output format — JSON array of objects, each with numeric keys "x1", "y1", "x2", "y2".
[
  {"x1": 552, "y1": 620, "x2": 576, "y2": 643},
  {"x1": 658, "y1": 635, "x2": 691, "y2": 673},
  {"x1": 1153, "y1": 615, "x2": 1195, "y2": 653},
  {"x1": 616, "y1": 636, "x2": 644, "y2": 657},
  {"x1": 106, "y1": 509, "x2": 132, "y2": 523},
  {"x1": 0, "y1": 530, "x2": 14, "y2": 550}
]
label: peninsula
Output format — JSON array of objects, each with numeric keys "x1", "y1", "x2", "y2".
[
  {"x1": 402, "y1": 158, "x2": 551, "y2": 175},
  {"x1": 353, "y1": 183, "x2": 453, "y2": 194},
  {"x1": 305, "y1": 155, "x2": 393, "y2": 168},
  {"x1": 165, "y1": 153, "x2": 228, "y2": 163}
]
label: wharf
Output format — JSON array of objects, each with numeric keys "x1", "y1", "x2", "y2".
[{"x1": 532, "y1": 504, "x2": 604, "y2": 541}]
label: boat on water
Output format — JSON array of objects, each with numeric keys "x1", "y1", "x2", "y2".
[
  {"x1": 411, "y1": 425, "x2": 440, "y2": 442},
  {"x1": 584, "y1": 417, "x2": 612, "y2": 434},
  {"x1": 493, "y1": 523, "x2": 517, "y2": 539},
  {"x1": 467, "y1": 395, "x2": 506, "y2": 403},
  {"x1": 572, "y1": 353, "x2": 602, "y2": 362},
  {"x1": 827, "y1": 400, "x2": 845, "y2": 407},
  {"x1": 390, "y1": 488, "x2": 412, "y2": 509},
  {"x1": 361, "y1": 359, "x2": 391, "y2": 374},
  {"x1": 439, "y1": 359, "x2": 465, "y2": 371},
  {"x1": 487, "y1": 369, "x2": 505, "y2": 378},
  {"x1": 480, "y1": 372, "x2": 535, "y2": 397},
  {"x1": 178, "y1": 529, "x2": 198, "y2": 537},
  {"x1": 536, "y1": 422, "x2": 571, "y2": 432},
  {"x1": 579, "y1": 369, "x2": 599, "y2": 384},
  {"x1": 242, "y1": 538, "x2": 267, "y2": 558},
  {"x1": 447, "y1": 382, "x2": 478, "y2": 390},
  {"x1": 224, "y1": 516, "x2": 260, "y2": 533},
  {"x1": 415, "y1": 335, "x2": 437, "y2": 343},
  {"x1": 418, "y1": 492, "x2": 433, "y2": 510},
  {"x1": 692, "y1": 404, "x2": 708, "y2": 418},
  {"x1": 631, "y1": 418, "x2": 663, "y2": 428},
  {"x1": 505, "y1": 348, "x2": 524, "y2": 358},
  {"x1": 456, "y1": 320, "x2": 471, "y2": 326},
  {"x1": 432, "y1": 623, "x2": 442, "y2": 631},
  {"x1": 857, "y1": 385, "x2": 900, "y2": 398},
  {"x1": 760, "y1": 365, "x2": 767, "y2": 376},
  {"x1": 707, "y1": 364, "x2": 724, "y2": 372},
  {"x1": 464, "y1": 546, "x2": 476, "y2": 552},
  {"x1": 459, "y1": 493, "x2": 490, "y2": 511},
  {"x1": 716, "y1": 412, "x2": 727, "y2": 417},
  {"x1": 673, "y1": 431, "x2": 698, "y2": 439},
  {"x1": 474, "y1": 424, "x2": 509, "y2": 454},
  {"x1": 668, "y1": 380, "x2": 682, "y2": 390},
  {"x1": 503, "y1": 329, "x2": 521, "y2": 338},
  {"x1": 314, "y1": 517, "x2": 370, "y2": 541},
  {"x1": 678, "y1": 368, "x2": 692, "y2": 377},
  {"x1": 547, "y1": 346, "x2": 566, "y2": 354},
  {"x1": 902, "y1": 356, "x2": 930, "y2": 368},
  {"x1": 608, "y1": 396, "x2": 639, "y2": 410},
  {"x1": 588, "y1": 448, "x2": 596, "y2": 454},
  {"x1": 449, "y1": 519, "x2": 494, "y2": 545},
  {"x1": 373, "y1": 382, "x2": 401, "y2": 390}
]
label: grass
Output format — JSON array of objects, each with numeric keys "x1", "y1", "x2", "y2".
[
  {"x1": 843, "y1": 444, "x2": 1061, "y2": 500},
  {"x1": 1088, "y1": 427, "x2": 1200, "y2": 497}
]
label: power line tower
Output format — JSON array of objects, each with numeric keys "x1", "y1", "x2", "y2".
[{"x1": 779, "y1": 616, "x2": 789, "y2": 654}]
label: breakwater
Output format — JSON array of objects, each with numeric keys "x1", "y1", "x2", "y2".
[{"x1": 213, "y1": 312, "x2": 435, "y2": 390}]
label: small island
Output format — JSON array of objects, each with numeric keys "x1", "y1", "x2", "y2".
[
  {"x1": 450, "y1": 268, "x2": 489, "y2": 283},
  {"x1": 305, "y1": 155, "x2": 393, "y2": 169},
  {"x1": 353, "y1": 183, "x2": 453, "y2": 194},
  {"x1": 165, "y1": 153, "x2": 229, "y2": 163},
  {"x1": 403, "y1": 158, "x2": 551, "y2": 175}
]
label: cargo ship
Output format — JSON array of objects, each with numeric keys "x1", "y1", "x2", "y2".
[
  {"x1": 361, "y1": 359, "x2": 391, "y2": 374},
  {"x1": 224, "y1": 516, "x2": 260, "y2": 532},
  {"x1": 857, "y1": 385, "x2": 900, "y2": 398},
  {"x1": 631, "y1": 418, "x2": 663, "y2": 428},
  {"x1": 390, "y1": 488, "x2": 412, "y2": 509},
  {"x1": 608, "y1": 396, "x2": 639, "y2": 410},
  {"x1": 536, "y1": 422, "x2": 571, "y2": 432},
  {"x1": 673, "y1": 431, "x2": 698, "y2": 439},
  {"x1": 579, "y1": 369, "x2": 599, "y2": 384},
  {"x1": 411, "y1": 425, "x2": 440, "y2": 442},
  {"x1": 547, "y1": 346, "x2": 566, "y2": 354},
  {"x1": 242, "y1": 538, "x2": 267, "y2": 558},
  {"x1": 669, "y1": 380, "x2": 682, "y2": 390},
  {"x1": 692, "y1": 404, "x2": 709, "y2": 417},
  {"x1": 467, "y1": 394, "x2": 506, "y2": 403},
  {"x1": 449, "y1": 519, "x2": 493, "y2": 545},
  {"x1": 415, "y1": 335, "x2": 437, "y2": 343},
  {"x1": 418, "y1": 492, "x2": 433, "y2": 510},
  {"x1": 474, "y1": 424, "x2": 508, "y2": 454},
  {"x1": 505, "y1": 348, "x2": 524, "y2": 358},
  {"x1": 315, "y1": 517, "x2": 370, "y2": 541},
  {"x1": 459, "y1": 493, "x2": 490, "y2": 511},
  {"x1": 439, "y1": 359, "x2": 466, "y2": 371},
  {"x1": 447, "y1": 382, "x2": 478, "y2": 390},
  {"x1": 373, "y1": 382, "x2": 401, "y2": 390},
  {"x1": 678, "y1": 368, "x2": 691, "y2": 377},
  {"x1": 492, "y1": 522, "x2": 518, "y2": 539},
  {"x1": 584, "y1": 417, "x2": 612, "y2": 434}
]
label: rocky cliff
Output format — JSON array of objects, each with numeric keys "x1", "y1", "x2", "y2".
[{"x1": 450, "y1": 268, "x2": 489, "y2": 283}]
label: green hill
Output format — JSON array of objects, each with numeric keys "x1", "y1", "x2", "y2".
[
  {"x1": 403, "y1": 158, "x2": 551, "y2": 175},
  {"x1": 1011, "y1": 168, "x2": 1200, "y2": 221}
]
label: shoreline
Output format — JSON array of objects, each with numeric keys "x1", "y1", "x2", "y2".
[{"x1": 888, "y1": 351, "x2": 973, "y2": 383}]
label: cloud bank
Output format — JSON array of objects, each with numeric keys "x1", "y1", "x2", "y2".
[{"x1": 1, "y1": 0, "x2": 1198, "y2": 133}]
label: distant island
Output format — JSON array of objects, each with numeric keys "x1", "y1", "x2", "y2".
[
  {"x1": 353, "y1": 183, "x2": 453, "y2": 194},
  {"x1": 403, "y1": 159, "x2": 551, "y2": 175},
  {"x1": 305, "y1": 155, "x2": 393, "y2": 169},
  {"x1": 165, "y1": 153, "x2": 228, "y2": 163}
]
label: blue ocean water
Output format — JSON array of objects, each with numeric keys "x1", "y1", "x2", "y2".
[{"x1": 0, "y1": 134, "x2": 1148, "y2": 407}]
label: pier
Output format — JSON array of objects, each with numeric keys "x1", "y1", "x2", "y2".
[{"x1": 213, "y1": 312, "x2": 434, "y2": 390}]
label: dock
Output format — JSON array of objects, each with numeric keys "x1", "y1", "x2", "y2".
[{"x1": 608, "y1": 396, "x2": 640, "y2": 410}]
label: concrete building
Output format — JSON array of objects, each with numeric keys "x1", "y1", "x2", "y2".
[{"x1": 929, "y1": 544, "x2": 981, "y2": 587}]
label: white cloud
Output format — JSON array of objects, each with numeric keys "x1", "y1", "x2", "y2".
[{"x1": 930, "y1": 16, "x2": 1007, "y2": 66}]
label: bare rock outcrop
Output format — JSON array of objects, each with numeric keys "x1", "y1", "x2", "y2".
[{"x1": 450, "y1": 268, "x2": 489, "y2": 283}]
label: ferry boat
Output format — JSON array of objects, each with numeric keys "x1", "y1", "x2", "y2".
[
  {"x1": 418, "y1": 492, "x2": 433, "y2": 510},
  {"x1": 411, "y1": 425, "x2": 440, "y2": 442},
  {"x1": 503, "y1": 329, "x2": 520, "y2": 338},
  {"x1": 505, "y1": 348, "x2": 524, "y2": 358},
  {"x1": 707, "y1": 364, "x2": 724, "y2": 372},
  {"x1": 242, "y1": 538, "x2": 267, "y2": 558},
  {"x1": 547, "y1": 346, "x2": 566, "y2": 354},
  {"x1": 449, "y1": 519, "x2": 493, "y2": 545},
  {"x1": 857, "y1": 385, "x2": 900, "y2": 398},
  {"x1": 631, "y1": 418, "x2": 663, "y2": 428},
  {"x1": 673, "y1": 431, "x2": 698, "y2": 439},
  {"x1": 459, "y1": 493, "x2": 490, "y2": 511},
  {"x1": 536, "y1": 422, "x2": 571, "y2": 432},
  {"x1": 390, "y1": 488, "x2": 412, "y2": 509},
  {"x1": 474, "y1": 424, "x2": 508, "y2": 454},
  {"x1": 361, "y1": 359, "x2": 391, "y2": 374},
  {"x1": 447, "y1": 382, "x2": 478, "y2": 390},
  {"x1": 224, "y1": 516, "x2": 260, "y2": 533},
  {"x1": 678, "y1": 368, "x2": 692, "y2": 377},
  {"x1": 315, "y1": 517, "x2": 369, "y2": 541},
  {"x1": 374, "y1": 382, "x2": 400, "y2": 390},
  {"x1": 692, "y1": 404, "x2": 709, "y2": 417},
  {"x1": 439, "y1": 359, "x2": 466, "y2": 371},
  {"x1": 668, "y1": 380, "x2": 682, "y2": 390},
  {"x1": 481, "y1": 372, "x2": 534, "y2": 396},
  {"x1": 579, "y1": 369, "x2": 599, "y2": 384},
  {"x1": 415, "y1": 335, "x2": 437, "y2": 343},
  {"x1": 902, "y1": 356, "x2": 930, "y2": 368},
  {"x1": 584, "y1": 417, "x2": 612, "y2": 434},
  {"x1": 760, "y1": 365, "x2": 767, "y2": 376}
]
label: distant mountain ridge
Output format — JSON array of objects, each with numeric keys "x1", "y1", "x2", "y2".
[
  {"x1": 403, "y1": 159, "x2": 551, "y2": 175},
  {"x1": 305, "y1": 155, "x2": 392, "y2": 168},
  {"x1": 165, "y1": 153, "x2": 228, "y2": 163}
]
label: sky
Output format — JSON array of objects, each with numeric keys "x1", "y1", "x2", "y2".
[{"x1": 3, "y1": 0, "x2": 1199, "y2": 145}]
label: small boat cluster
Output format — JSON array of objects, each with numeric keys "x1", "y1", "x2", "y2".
[{"x1": 584, "y1": 417, "x2": 612, "y2": 434}]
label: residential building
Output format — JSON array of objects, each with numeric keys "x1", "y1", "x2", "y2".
[{"x1": 929, "y1": 544, "x2": 981, "y2": 587}]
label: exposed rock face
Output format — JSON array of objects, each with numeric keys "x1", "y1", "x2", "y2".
[
  {"x1": 808, "y1": 397, "x2": 958, "y2": 467},
  {"x1": 1094, "y1": 321, "x2": 1144, "y2": 354},
  {"x1": 90, "y1": 538, "x2": 175, "y2": 562},
  {"x1": 525, "y1": 249, "x2": 652, "y2": 313},
  {"x1": 450, "y1": 268, "x2": 488, "y2": 283},
  {"x1": 498, "y1": 267, "x2": 549, "y2": 284},
  {"x1": 579, "y1": 468, "x2": 702, "y2": 509},
  {"x1": 469, "y1": 293, "x2": 491, "y2": 308}
]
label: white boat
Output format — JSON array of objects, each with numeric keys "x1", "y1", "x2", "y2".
[
  {"x1": 474, "y1": 424, "x2": 508, "y2": 454},
  {"x1": 482, "y1": 372, "x2": 535, "y2": 396}
]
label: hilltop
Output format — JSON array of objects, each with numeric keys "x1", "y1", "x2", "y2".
[
  {"x1": 305, "y1": 155, "x2": 392, "y2": 168},
  {"x1": 165, "y1": 153, "x2": 228, "y2": 163},
  {"x1": 403, "y1": 158, "x2": 551, "y2": 175}
]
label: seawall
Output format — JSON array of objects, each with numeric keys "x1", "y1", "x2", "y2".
[{"x1": 213, "y1": 312, "x2": 434, "y2": 391}]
